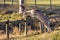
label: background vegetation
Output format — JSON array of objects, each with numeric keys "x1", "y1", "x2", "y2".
[{"x1": 0, "y1": 0, "x2": 60, "y2": 40}]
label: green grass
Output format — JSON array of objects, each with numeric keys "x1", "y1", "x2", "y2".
[
  {"x1": 0, "y1": 0, "x2": 60, "y2": 5},
  {"x1": 0, "y1": 0, "x2": 60, "y2": 7},
  {"x1": 0, "y1": 0, "x2": 18, "y2": 2},
  {"x1": 25, "y1": 0, "x2": 60, "y2": 9},
  {"x1": 26, "y1": 1, "x2": 60, "y2": 6},
  {"x1": 0, "y1": 13, "x2": 23, "y2": 22}
]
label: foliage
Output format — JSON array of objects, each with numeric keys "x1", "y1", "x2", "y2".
[{"x1": 0, "y1": 13, "x2": 23, "y2": 22}]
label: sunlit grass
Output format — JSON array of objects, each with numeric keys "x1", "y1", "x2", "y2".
[
  {"x1": 20, "y1": 30, "x2": 60, "y2": 40},
  {"x1": 0, "y1": 13, "x2": 23, "y2": 22},
  {"x1": 26, "y1": 1, "x2": 60, "y2": 6},
  {"x1": 0, "y1": 2, "x2": 18, "y2": 4}
]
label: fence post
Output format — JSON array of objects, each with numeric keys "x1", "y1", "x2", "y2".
[
  {"x1": 41, "y1": 22, "x2": 44, "y2": 33},
  {"x1": 39, "y1": 22, "x2": 42, "y2": 33},
  {"x1": 35, "y1": 0, "x2": 37, "y2": 8},
  {"x1": 6, "y1": 20, "x2": 9, "y2": 40},
  {"x1": 19, "y1": 23, "x2": 21, "y2": 32},
  {"x1": 50, "y1": 0, "x2": 52, "y2": 9},
  {"x1": 24, "y1": 22, "x2": 27, "y2": 36}
]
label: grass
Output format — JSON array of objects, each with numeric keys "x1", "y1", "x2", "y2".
[
  {"x1": 0, "y1": 0, "x2": 60, "y2": 6},
  {"x1": 0, "y1": 0, "x2": 60, "y2": 40},
  {"x1": 0, "y1": 0, "x2": 60, "y2": 9},
  {"x1": 0, "y1": 2, "x2": 18, "y2": 4},
  {"x1": 0, "y1": 0, "x2": 18, "y2": 2},
  {"x1": 20, "y1": 30, "x2": 60, "y2": 40},
  {"x1": 0, "y1": 13, "x2": 23, "y2": 22},
  {"x1": 26, "y1": 0, "x2": 60, "y2": 5},
  {"x1": 25, "y1": 0, "x2": 60, "y2": 9}
]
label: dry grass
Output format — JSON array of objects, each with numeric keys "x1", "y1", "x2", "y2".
[
  {"x1": 0, "y1": 29, "x2": 60, "y2": 40},
  {"x1": 20, "y1": 30, "x2": 60, "y2": 40}
]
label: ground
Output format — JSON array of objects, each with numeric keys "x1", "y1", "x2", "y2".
[{"x1": 0, "y1": 30, "x2": 60, "y2": 40}]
